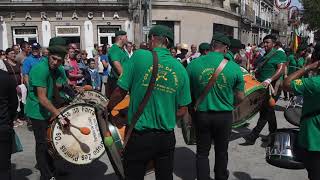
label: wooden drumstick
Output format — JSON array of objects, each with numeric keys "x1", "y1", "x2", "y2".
[{"x1": 70, "y1": 124, "x2": 91, "y2": 135}]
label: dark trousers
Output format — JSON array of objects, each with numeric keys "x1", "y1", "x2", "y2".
[
  {"x1": 106, "y1": 77, "x2": 117, "y2": 99},
  {"x1": 251, "y1": 96, "x2": 277, "y2": 138},
  {"x1": 0, "y1": 127, "x2": 13, "y2": 180},
  {"x1": 303, "y1": 150, "x2": 320, "y2": 180},
  {"x1": 30, "y1": 119, "x2": 55, "y2": 180},
  {"x1": 123, "y1": 130, "x2": 176, "y2": 180},
  {"x1": 195, "y1": 111, "x2": 233, "y2": 180}
]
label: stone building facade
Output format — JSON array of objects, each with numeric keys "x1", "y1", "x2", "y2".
[{"x1": 0, "y1": 0, "x2": 242, "y2": 52}]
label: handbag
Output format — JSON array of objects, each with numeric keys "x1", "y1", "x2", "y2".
[{"x1": 12, "y1": 130, "x2": 23, "y2": 154}]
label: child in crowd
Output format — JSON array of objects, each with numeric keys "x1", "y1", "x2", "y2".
[{"x1": 88, "y1": 58, "x2": 101, "y2": 91}]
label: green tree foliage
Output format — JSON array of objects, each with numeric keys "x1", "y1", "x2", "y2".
[{"x1": 300, "y1": 0, "x2": 320, "y2": 30}]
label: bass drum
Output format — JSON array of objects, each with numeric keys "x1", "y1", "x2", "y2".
[
  {"x1": 47, "y1": 103, "x2": 105, "y2": 165},
  {"x1": 232, "y1": 67, "x2": 266, "y2": 128},
  {"x1": 266, "y1": 129, "x2": 304, "y2": 169},
  {"x1": 72, "y1": 90, "x2": 109, "y2": 109},
  {"x1": 284, "y1": 96, "x2": 303, "y2": 127}
]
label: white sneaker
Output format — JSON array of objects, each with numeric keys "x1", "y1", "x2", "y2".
[{"x1": 49, "y1": 177, "x2": 56, "y2": 180}]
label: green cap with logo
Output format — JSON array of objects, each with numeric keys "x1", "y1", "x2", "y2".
[{"x1": 148, "y1": 25, "x2": 174, "y2": 48}]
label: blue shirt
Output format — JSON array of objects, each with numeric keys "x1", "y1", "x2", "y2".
[
  {"x1": 22, "y1": 54, "x2": 42, "y2": 75},
  {"x1": 100, "y1": 54, "x2": 110, "y2": 76}
]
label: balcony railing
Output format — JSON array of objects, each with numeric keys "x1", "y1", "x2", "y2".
[{"x1": 241, "y1": 4, "x2": 255, "y2": 22}]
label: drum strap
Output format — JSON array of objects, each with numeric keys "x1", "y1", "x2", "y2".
[
  {"x1": 123, "y1": 51, "x2": 159, "y2": 148},
  {"x1": 194, "y1": 58, "x2": 228, "y2": 111},
  {"x1": 255, "y1": 50, "x2": 278, "y2": 74}
]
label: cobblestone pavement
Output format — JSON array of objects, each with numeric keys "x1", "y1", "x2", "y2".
[{"x1": 11, "y1": 99, "x2": 308, "y2": 180}]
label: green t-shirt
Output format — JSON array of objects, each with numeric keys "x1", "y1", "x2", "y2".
[
  {"x1": 108, "y1": 44, "x2": 129, "y2": 79},
  {"x1": 117, "y1": 47, "x2": 191, "y2": 131},
  {"x1": 291, "y1": 76, "x2": 320, "y2": 151},
  {"x1": 186, "y1": 51, "x2": 245, "y2": 112},
  {"x1": 288, "y1": 54, "x2": 298, "y2": 75},
  {"x1": 25, "y1": 59, "x2": 67, "y2": 120},
  {"x1": 297, "y1": 57, "x2": 305, "y2": 69},
  {"x1": 256, "y1": 48, "x2": 287, "y2": 82}
]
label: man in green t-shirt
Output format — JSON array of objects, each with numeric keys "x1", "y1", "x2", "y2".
[
  {"x1": 106, "y1": 30, "x2": 129, "y2": 98},
  {"x1": 25, "y1": 37, "x2": 68, "y2": 180},
  {"x1": 107, "y1": 25, "x2": 191, "y2": 180},
  {"x1": 283, "y1": 54, "x2": 320, "y2": 180},
  {"x1": 243, "y1": 34, "x2": 286, "y2": 145},
  {"x1": 187, "y1": 33, "x2": 244, "y2": 180}
]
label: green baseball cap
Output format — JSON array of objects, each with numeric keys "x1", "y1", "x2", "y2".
[
  {"x1": 148, "y1": 25, "x2": 174, "y2": 47},
  {"x1": 48, "y1": 45, "x2": 67, "y2": 59},
  {"x1": 49, "y1": 37, "x2": 66, "y2": 47},
  {"x1": 199, "y1": 43, "x2": 210, "y2": 51},
  {"x1": 212, "y1": 33, "x2": 231, "y2": 47},
  {"x1": 230, "y1": 39, "x2": 242, "y2": 49},
  {"x1": 115, "y1": 30, "x2": 127, "y2": 37}
]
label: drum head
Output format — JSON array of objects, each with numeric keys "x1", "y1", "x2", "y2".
[
  {"x1": 284, "y1": 96, "x2": 303, "y2": 127},
  {"x1": 232, "y1": 88, "x2": 266, "y2": 128},
  {"x1": 51, "y1": 104, "x2": 105, "y2": 165},
  {"x1": 73, "y1": 90, "x2": 109, "y2": 108},
  {"x1": 284, "y1": 107, "x2": 302, "y2": 127}
]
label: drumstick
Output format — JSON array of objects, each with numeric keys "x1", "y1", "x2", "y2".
[
  {"x1": 70, "y1": 124, "x2": 91, "y2": 135},
  {"x1": 69, "y1": 131, "x2": 91, "y2": 154}
]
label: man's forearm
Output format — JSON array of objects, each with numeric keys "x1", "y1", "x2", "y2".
[
  {"x1": 39, "y1": 96, "x2": 60, "y2": 118},
  {"x1": 270, "y1": 64, "x2": 284, "y2": 82},
  {"x1": 23, "y1": 75, "x2": 29, "y2": 85}
]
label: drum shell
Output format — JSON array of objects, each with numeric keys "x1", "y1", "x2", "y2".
[
  {"x1": 266, "y1": 129, "x2": 304, "y2": 169},
  {"x1": 232, "y1": 70, "x2": 266, "y2": 128}
]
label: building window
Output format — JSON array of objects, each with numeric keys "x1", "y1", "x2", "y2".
[
  {"x1": 55, "y1": 26, "x2": 81, "y2": 48},
  {"x1": 97, "y1": 26, "x2": 121, "y2": 46},
  {"x1": 213, "y1": 23, "x2": 234, "y2": 37},
  {"x1": 12, "y1": 27, "x2": 38, "y2": 45}
]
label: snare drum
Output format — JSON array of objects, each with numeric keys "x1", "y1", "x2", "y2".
[
  {"x1": 72, "y1": 90, "x2": 109, "y2": 109},
  {"x1": 232, "y1": 67, "x2": 266, "y2": 128},
  {"x1": 284, "y1": 96, "x2": 303, "y2": 126},
  {"x1": 266, "y1": 129, "x2": 304, "y2": 169},
  {"x1": 47, "y1": 103, "x2": 105, "y2": 165}
]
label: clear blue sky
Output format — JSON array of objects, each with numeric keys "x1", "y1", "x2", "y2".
[{"x1": 292, "y1": 0, "x2": 302, "y2": 8}]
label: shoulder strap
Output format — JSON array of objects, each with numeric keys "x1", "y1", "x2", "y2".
[
  {"x1": 194, "y1": 58, "x2": 228, "y2": 111},
  {"x1": 123, "y1": 51, "x2": 159, "y2": 148},
  {"x1": 256, "y1": 50, "x2": 278, "y2": 72}
]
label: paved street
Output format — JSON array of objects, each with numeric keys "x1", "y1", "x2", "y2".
[{"x1": 11, "y1": 99, "x2": 308, "y2": 180}]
